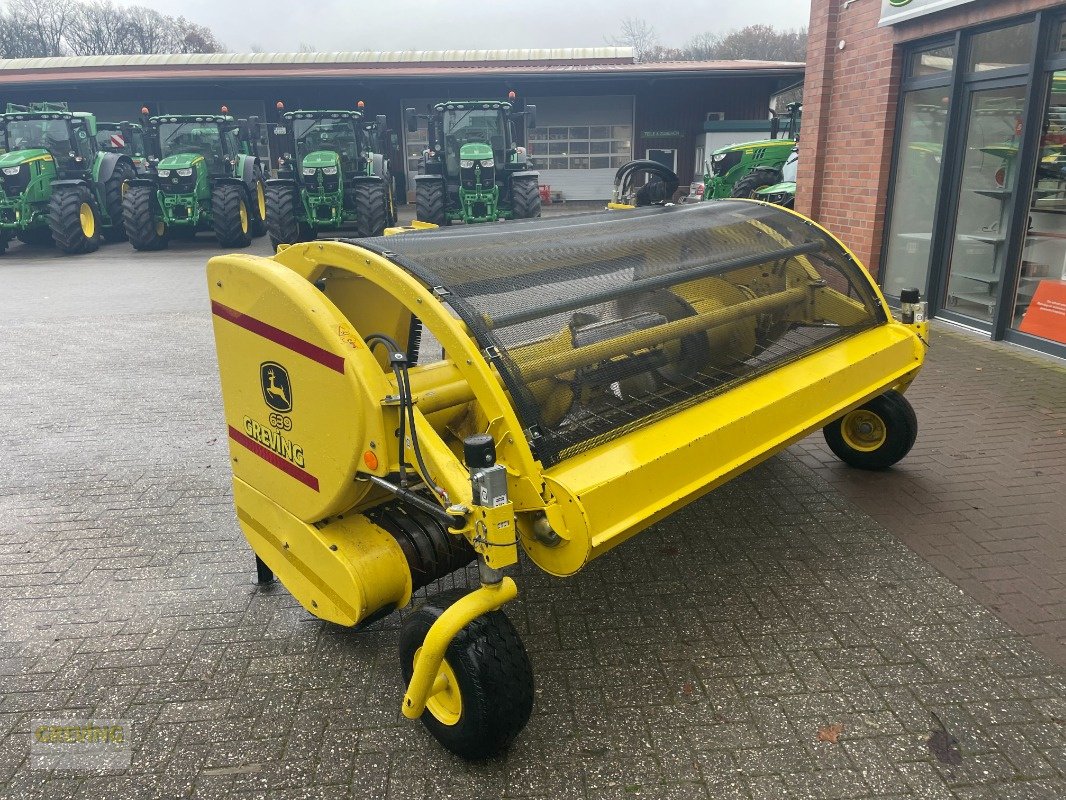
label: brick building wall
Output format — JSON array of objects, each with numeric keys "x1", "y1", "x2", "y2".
[{"x1": 799, "y1": 0, "x2": 1065, "y2": 279}]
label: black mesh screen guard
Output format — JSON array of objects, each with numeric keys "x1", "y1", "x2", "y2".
[{"x1": 349, "y1": 201, "x2": 887, "y2": 466}]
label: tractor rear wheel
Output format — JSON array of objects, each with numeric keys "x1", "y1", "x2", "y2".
[
  {"x1": 399, "y1": 590, "x2": 533, "y2": 760},
  {"x1": 123, "y1": 185, "x2": 169, "y2": 251},
  {"x1": 265, "y1": 184, "x2": 311, "y2": 249},
  {"x1": 731, "y1": 168, "x2": 783, "y2": 199},
  {"x1": 211, "y1": 183, "x2": 252, "y2": 248},
  {"x1": 102, "y1": 159, "x2": 136, "y2": 242},
  {"x1": 415, "y1": 180, "x2": 446, "y2": 226},
  {"x1": 49, "y1": 185, "x2": 100, "y2": 254},
  {"x1": 823, "y1": 390, "x2": 918, "y2": 470},
  {"x1": 511, "y1": 176, "x2": 542, "y2": 219},
  {"x1": 17, "y1": 227, "x2": 54, "y2": 246},
  {"x1": 353, "y1": 181, "x2": 387, "y2": 237},
  {"x1": 250, "y1": 165, "x2": 267, "y2": 238}
]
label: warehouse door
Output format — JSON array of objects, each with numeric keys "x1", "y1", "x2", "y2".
[{"x1": 526, "y1": 95, "x2": 634, "y2": 201}]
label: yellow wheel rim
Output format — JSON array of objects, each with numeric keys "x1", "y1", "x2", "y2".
[
  {"x1": 239, "y1": 200, "x2": 248, "y2": 234},
  {"x1": 415, "y1": 647, "x2": 462, "y2": 726},
  {"x1": 78, "y1": 203, "x2": 95, "y2": 238},
  {"x1": 155, "y1": 221, "x2": 166, "y2": 237},
  {"x1": 840, "y1": 409, "x2": 887, "y2": 452},
  {"x1": 121, "y1": 181, "x2": 129, "y2": 197},
  {"x1": 256, "y1": 181, "x2": 266, "y2": 219}
]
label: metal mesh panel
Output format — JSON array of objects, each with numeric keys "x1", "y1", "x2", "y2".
[{"x1": 351, "y1": 201, "x2": 886, "y2": 466}]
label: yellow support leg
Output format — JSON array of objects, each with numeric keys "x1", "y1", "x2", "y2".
[{"x1": 401, "y1": 577, "x2": 518, "y2": 719}]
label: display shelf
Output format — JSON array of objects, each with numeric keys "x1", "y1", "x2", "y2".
[
  {"x1": 973, "y1": 188, "x2": 1013, "y2": 199},
  {"x1": 950, "y1": 271, "x2": 999, "y2": 285},
  {"x1": 949, "y1": 291, "x2": 998, "y2": 310},
  {"x1": 960, "y1": 233, "x2": 1007, "y2": 244}
]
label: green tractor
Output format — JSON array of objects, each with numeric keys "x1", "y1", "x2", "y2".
[
  {"x1": 406, "y1": 95, "x2": 541, "y2": 225},
  {"x1": 96, "y1": 121, "x2": 150, "y2": 174},
  {"x1": 704, "y1": 102, "x2": 802, "y2": 200},
  {"x1": 265, "y1": 102, "x2": 396, "y2": 247},
  {"x1": 123, "y1": 108, "x2": 267, "y2": 250},
  {"x1": 0, "y1": 102, "x2": 136, "y2": 255}
]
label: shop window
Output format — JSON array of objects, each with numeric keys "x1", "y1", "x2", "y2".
[
  {"x1": 1011, "y1": 69, "x2": 1066, "y2": 345},
  {"x1": 907, "y1": 44, "x2": 955, "y2": 79},
  {"x1": 1053, "y1": 19, "x2": 1066, "y2": 55},
  {"x1": 880, "y1": 88, "x2": 952, "y2": 297},
  {"x1": 968, "y1": 21, "x2": 1035, "y2": 73}
]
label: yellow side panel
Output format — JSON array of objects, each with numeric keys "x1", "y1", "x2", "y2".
[{"x1": 234, "y1": 478, "x2": 411, "y2": 626}]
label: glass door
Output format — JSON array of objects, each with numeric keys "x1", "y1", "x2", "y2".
[{"x1": 941, "y1": 83, "x2": 1029, "y2": 325}]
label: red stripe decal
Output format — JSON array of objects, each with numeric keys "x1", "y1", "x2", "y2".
[
  {"x1": 212, "y1": 300, "x2": 345, "y2": 373},
  {"x1": 228, "y1": 425, "x2": 320, "y2": 492}
]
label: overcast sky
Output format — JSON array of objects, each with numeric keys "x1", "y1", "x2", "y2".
[{"x1": 158, "y1": 0, "x2": 812, "y2": 53}]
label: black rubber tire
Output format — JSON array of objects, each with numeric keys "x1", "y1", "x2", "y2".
[
  {"x1": 123, "y1": 185, "x2": 169, "y2": 251},
  {"x1": 399, "y1": 590, "x2": 534, "y2": 760},
  {"x1": 101, "y1": 159, "x2": 136, "y2": 242},
  {"x1": 49, "y1": 184, "x2": 100, "y2": 254},
  {"x1": 731, "y1": 168, "x2": 784, "y2": 199},
  {"x1": 415, "y1": 179, "x2": 446, "y2": 226},
  {"x1": 511, "y1": 176, "x2": 542, "y2": 219},
  {"x1": 353, "y1": 180, "x2": 388, "y2": 237},
  {"x1": 250, "y1": 165, "x2": 267, "y2": 238},
  {"x1": 823, "y1": 390, "x2": 918, "y2": 470},
  {"x1": 17, "y1": 227, "x2": 54, "y2": 246},
  {"x1": 265, "y1": 183, "x2": 309, "y2": 249},
  {"x1": 211, "y1": 183, "x2": 252, "y2": 248}
]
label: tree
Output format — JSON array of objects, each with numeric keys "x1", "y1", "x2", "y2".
[
  {"x1": 608, "y1": 17, "x2": 660, "y2": 63},
  {"x1": 694, "y1": 25, "x2": 808, "y2": 62},
  {"x1": 0, "y1": 0, "x2": 225, "y2": 58}
]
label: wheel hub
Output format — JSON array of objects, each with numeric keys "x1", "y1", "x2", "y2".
[
  {"x1": 841, "y1": 409, "x2": 887, "y2": 452},
  {"x1": 415, "y1": 646, "x2": 462, "y2": 726}
]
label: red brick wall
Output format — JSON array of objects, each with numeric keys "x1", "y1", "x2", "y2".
[{"x1": 799, "y1": 0, "x2": 1065, "y2": 278}]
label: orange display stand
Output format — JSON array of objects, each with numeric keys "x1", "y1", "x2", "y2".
[{"x1": 1018, "y1": 279, "x2": 1066, "y2": 345}]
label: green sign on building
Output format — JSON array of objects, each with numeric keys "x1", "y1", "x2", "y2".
[{"x1": 879, "y1": 0, "x2": 979, "y2": 26}]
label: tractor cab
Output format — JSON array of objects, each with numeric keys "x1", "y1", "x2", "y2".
[
  {"x1": 96, "y1": 122, "x2": 149, "y2": 173},
  {"x1": 0, "y1": 103, "x2": 97, "y2": 179},
  {"x1": 285, "y1": 110, "x2": 366, "y2": 187},
  {"x1": 153, "y1": 115, "x2": 246, "y2": 178},
  {"x1": 406, "y1": 97, "x2": 540, "y2": 224}
]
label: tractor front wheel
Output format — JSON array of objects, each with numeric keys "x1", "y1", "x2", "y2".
[
  {"x1": 731, "y1": 168, "x2": 783, "y2": 199},
  {"x1": 415, "y1": 180, "x2": 447, "y2": 226},
  {"x1": 49, "y1": 185, "x2": 100, "y2": 255},
  {"x1": 102, "y1": 159, "x2": 136, "y2": 242},
  {"x1": 823, "y1": 390, "x2": 918, "y2": 470},
  {"x1": 511, "y1": 176, "x2": 542, "y2": 219},
  {"x1": 353, "y1": 181, "x2": 388, "y2": 237},
  {"x1": 399, "y1": 590, "x2": 534, "y2": 760},
  {"x1": 123, "y1": 185, "x2": 169, "y2": 251},
  {"x1": 250, "y1": 166, "x2": 267, "y2": 238},
  {"x1": 211, "y1": 183, "x2": 252, "y2": 248},
  {"x1": 265, "y1": 184, "x2": 312, "y2": 249}
]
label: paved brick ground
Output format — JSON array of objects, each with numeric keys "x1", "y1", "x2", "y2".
[
  {"x1": 795, "y1": 324, "x2": 1066, "y2": 666},
  {"x1": 0, "y1": 234, "x2": 1064, "y2": 799}
]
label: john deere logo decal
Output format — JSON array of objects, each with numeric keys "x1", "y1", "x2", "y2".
[
  {"x1": 888, "y1": 0, "x2": 912, "y2": 5},
  {"x1": 261, "y1": 362, "x2": 292, "y2": 412}
]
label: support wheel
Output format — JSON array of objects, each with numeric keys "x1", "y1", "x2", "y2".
[
  {"x1": 122, "y1": 185, "x2": 169, "y2": 251},
  {"x1": 511, "y1": 175, "x2": 542, "y2": 219},
  {"x1": 211, "y1": 183, "x2": 252, "y2": 248},
  {"x1": 399, "y1": 590, "x2": 533, "y2": 760},
  {"x1": 49, "y1": 184, "x2": 100, "y2": 254},
  {"x1": 415, "y1": 179, "x2": 446, "y2": 226},
  {"x1": 731, "y1": 168, "x2": 783, "y2": 199},
  {"x1": 353, "y1": 180, "x2": 387, "y2": 237},
  {"x1": 823, "y1": 390, "x2": 917, "y2": 470},
  {"x1": 102, "y1": 159, "x2": 136, "y2": 242}
]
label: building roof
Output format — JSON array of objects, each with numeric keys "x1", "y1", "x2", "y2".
[{"x1": 0, "y1": 49, "x2": 804, "y2": 85}]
